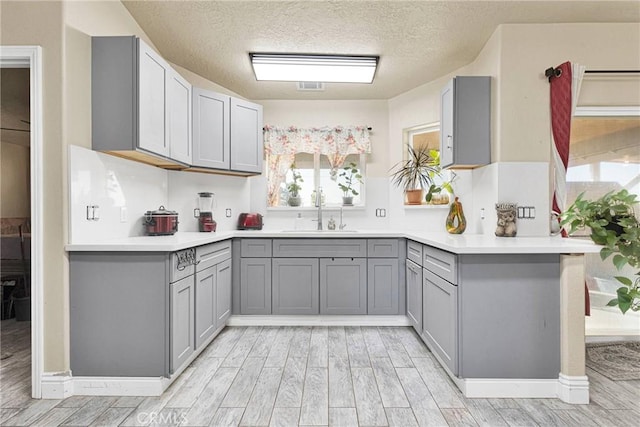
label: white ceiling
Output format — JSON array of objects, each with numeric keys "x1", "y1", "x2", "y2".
[{"x1": 122, "y1": 0, "x2": 640, "y2": 100}]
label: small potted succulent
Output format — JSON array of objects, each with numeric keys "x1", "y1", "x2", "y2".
[
  {"x1": 338, "y1": 162, "x2": 363, "y2": 206},
  {"x1": 286, "y1": 163, "x2": 304, "y2": 207}
]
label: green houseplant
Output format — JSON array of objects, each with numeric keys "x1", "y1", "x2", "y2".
[
  {"x1": 286, "y1": 163, "x2": 304, "y2": 207},
  {"x1": 390, "y1": 145, "x2": 441, "y2": 205},
  {"x1": 561, "y1": 189, "x2": 640, "y2": 313},
  {"x1": 338, "y1": 162, "x2": 363, "y2": 206}
]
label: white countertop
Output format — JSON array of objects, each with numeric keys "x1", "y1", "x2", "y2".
[{"x1": 65, "y1": 230, "x2": 600, "y2": 255}]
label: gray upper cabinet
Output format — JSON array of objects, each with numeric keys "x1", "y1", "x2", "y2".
[
  {"x1": 192, "y1": 88, "x2": 230, "y2": 169},
  {"x1": 440, "y1": 76, "x2": 491, "y2": 169},
  {"x1": 92, "y1": 36, "x2": 190, "y2": 168},
  {"x1": 320, "y1": 258, "x2": 367, "y2": 315},
  {"x1": 406, "y1": 259, "x2": 422, "y2": 333},
  {"x1": 240, "y1": 258, "x2": 272, "y2": 314},
  {"x1": 367, "y1": 258, "x2": 399, "y2": 315},
  {"x1": 230, "y1": 97, "x2": 264, "y2": 174},
  {"x1": 273, "y1": 258, "x2": 319, "y2": 315},
  {"x1": 168, "y1": 68, "x2": 192, "y2": 165},
  {"x1": 171, "y1": 275, "x2": 195, "y2": 373}
]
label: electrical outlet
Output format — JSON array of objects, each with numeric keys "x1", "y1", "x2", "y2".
[
  {"x1": 86, "y1": 205, "x2": 100, "y2": 221},
  {"x1": 225, "y1": 208, "x2": 232, "y2": 218},
  {"x1": 375, "y1": 208, "x2": 387, "y2": 218},
  {"x1": 120, "y1": 206, "x2": 127, "y2": 223}
]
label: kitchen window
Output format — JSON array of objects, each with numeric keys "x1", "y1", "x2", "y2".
[{"x1": 264, "y1": 125, "x2": 371, "y2": 208}]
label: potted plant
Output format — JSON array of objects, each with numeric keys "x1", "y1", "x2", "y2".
[
  {"x1": 390, "y1": 144, "x2": 441, "y2": 205},
  {"x1": 338, "y1": 162, "x2": 363, "y2": 206},
  {"x1": 561, "y1": 189, "x2": 640, "y2": 314},
  {"x1": 286, "y1": 163, "x2": 304, "y2": 207},
  {"x1": 425, "y1": 160, "x2": 456, "y2": 205}
]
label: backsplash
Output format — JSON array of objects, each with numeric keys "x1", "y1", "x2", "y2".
[
  {"x1": 69, "y1": 145, "x2": 550, "y2": 242},
  {"x1": 68, "y1": 145, "x2": 251, "y2": 243}
]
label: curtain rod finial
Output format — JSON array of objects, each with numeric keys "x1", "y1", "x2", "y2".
[{"x1": 545, "y1": 66, "x2": 562, "y2": 82}]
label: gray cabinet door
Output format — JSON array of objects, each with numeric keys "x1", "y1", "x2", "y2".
[
  {"x1": 240, "y1": 258, "x2": 272, "y2": 314},
  {"x1": 171, "y1": 275, "x2": 194, "y2": 373},
  {"x1": 168, "y1": 68, "x2": 192, "y2": 165},
  {"x1": 367, "y1": 259, "x2": 399, "y2": 315},
  {"x1": 422, "y1": 269, "x2": 458, "y2": 375},
  {"x1": 195, "y1": 265, "x2": 216, "y2": 350},
  {"x1": 138, "y1": 38, "x2": 169, "y2": 157},
  {"x1": 272, "y1": 258, "x2": 319, "y2": 315},
  {"x1": 439, "y1": 76, "x2": 491, "y2": 169},
  {"x1": 320, "y1": 258, "x2": 367, "y2": 315},
  {"x1": 216, "y1": 258, "x2": 232, "y2": 328},
  {"x1": 406, "y1": 259, "x2": 422, "y2": 333},
  {"x1": 230, "y1": 97, "x2": 263, "y2": 173},
  {"x1": 192, "y1": 88, "x2": 230, "y2": 169}
]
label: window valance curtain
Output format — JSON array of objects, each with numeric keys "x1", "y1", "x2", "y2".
[{"x1": 264, "y1": 125, "x2": 371, "y2": 206}]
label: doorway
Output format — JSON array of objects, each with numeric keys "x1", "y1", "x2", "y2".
[{"x1": 0, "y1": 46, "x2": 43, "y2": 399}]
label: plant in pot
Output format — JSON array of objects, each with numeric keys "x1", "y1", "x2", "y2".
[
  {"x1": 337, "y1": 162, "x2": 363, "y2": 206},
  {"x1": 390, "y1": 144, "x2": 441, "y2": 205},
  {"x1": 561, "y1": 189, "x2": 640, "y2": 314},
  {"x1": 286, "y1": 163, "x2": 304, "y2": 207}
]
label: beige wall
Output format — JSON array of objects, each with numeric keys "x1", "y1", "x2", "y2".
[
  {"x1": 498, "y1": 23, "x2": 640, "y2": 162},
  {"x1": 261, "y1": 99, "x2": 390, "y2": 177},
  {"x1": 0, "y1": 142, "x2": 30, "y2": 218},
  {"x1": 1, "y1": 0, "x2": 67, "y2": 372}
]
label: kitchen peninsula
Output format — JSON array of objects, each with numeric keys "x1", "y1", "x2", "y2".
[{"x1": 66, "y1": 231, "x2": 598, "y2": 404}]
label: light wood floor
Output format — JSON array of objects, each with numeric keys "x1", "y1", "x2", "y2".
[{"x1": 1, "y1": 322, "x2": 639, "y2": 426}]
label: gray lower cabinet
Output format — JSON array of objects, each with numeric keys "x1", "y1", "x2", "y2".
[
  {"x1": 422, "y1": 269, "x2": 458, "y2": 375},
  {"x1": 367, "y1": 258, "x2": 399, "y2": 314},
  {"x1": 240, "y1": 258, "x2": 272, "y2": 314},
  {"x1": 216, "y1": 258, "x2": 232, "y2": 328},
  {"x1": 170, "y1": 275, "x2": 195, "y2": 373},
  {"x1": 406, "y1": 259, "x2": 422, "y2": 332},
  {"x1": 320, "y1": 258, "x2": 367, "y2": 315},
  {"x1": 272, "y1": 258, "x2": 319, "y2": 314},
  {"x1": 195, "y1": 265, "x2": 216, "y2": 349}
]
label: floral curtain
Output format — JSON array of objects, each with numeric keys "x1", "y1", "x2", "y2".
[{"x1": 264, "y1": 125, "x2": 371, "y2": 205}]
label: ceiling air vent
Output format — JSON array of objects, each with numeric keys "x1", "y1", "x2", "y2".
[{"x1": 297, "y1": 81, "x2": 325, "y2": 91}]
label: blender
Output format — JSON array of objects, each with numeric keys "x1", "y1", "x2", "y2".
[{"x1": 194, "y1": 192, "x2": 217, "y2": 232}]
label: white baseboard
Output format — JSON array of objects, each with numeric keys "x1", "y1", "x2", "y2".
[
  {"x1": 462, "y1": 378, "x2": 559, "y2": 398},
  {"x1": 227, "y1": 315, "x2": 410, "y2": 326},
  {"x1": 557, "y1": 374, "x2": 590, "y2": 404},
  {"x1": 73, "y1": 376, "x2": 169, "y2": 396},
  {"x1": 41, "y1": 372, "x2": 73, "y2": 399},
  {"x1": 44, "y1": 324, "x2": 226, "y2": 397}
]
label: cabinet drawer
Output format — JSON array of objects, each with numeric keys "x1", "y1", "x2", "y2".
[
  {"x1": 273, "y1": 239, "x2": 366, "y2": 258},
  {"x1": 367, "y1": 239, "x2": 399, "y2": 258},
  {"x1": 241, "y1": 239, "x2": 272, "y2": 257},
  {"x1": 196, "y1": 240, "x2": 231, "y2": 272},
  {"x1": 423, "y1": 246, "x2": 457, "y2": 284},
  {"x1": 406, "y1": 240, "x2": 423, "y2": 266}
]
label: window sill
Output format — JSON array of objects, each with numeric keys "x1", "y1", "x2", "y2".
[
  {"x1": 404, "y1": 204, "x2": 450, "y2": 209},
  {"x1": 267, "y1": 205, "x2": 366, "y2": 211}
]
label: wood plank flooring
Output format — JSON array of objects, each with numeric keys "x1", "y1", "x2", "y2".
[{"x1": 2, "y1": 321, "x2": 640, "y2": 426}]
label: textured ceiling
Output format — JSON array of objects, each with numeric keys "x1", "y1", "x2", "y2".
[{"x1": 125, "y1": 1, "x2": 638, "y2": 100}]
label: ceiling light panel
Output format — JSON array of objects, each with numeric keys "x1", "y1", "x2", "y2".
[{"x1": 250, "y1": 54, "x2": 378, "y2": 84}]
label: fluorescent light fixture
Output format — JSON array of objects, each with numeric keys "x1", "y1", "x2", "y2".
[{"x1": 250, "y1": 53, "x2": 379, "y2": 83}]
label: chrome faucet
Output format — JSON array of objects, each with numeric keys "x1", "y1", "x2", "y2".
[
  {"x1": 315, "y1": 187, "x2": 323, "y2": 230},
  {"x1": 339, "y1": 207, "x2": 347, "y2": 230}
]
